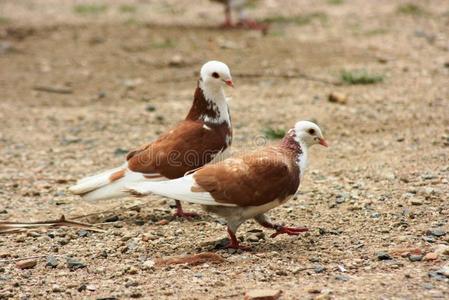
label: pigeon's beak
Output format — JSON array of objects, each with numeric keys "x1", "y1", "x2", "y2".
[
  {"x1": 319, "y1": 138, "x2": 329, "y2": 147},
  {"x1": 224, "y1": 79, "x2": 234, "y2": 88}
]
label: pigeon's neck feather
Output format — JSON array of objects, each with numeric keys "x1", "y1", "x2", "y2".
[
  {"x1": 281, "y1": 130, "x2": 302, "y2": 154},
  {"x1": 186, "y1": 80, "x2": 230, "y2": 126},
  {"x1": 281, "y1": 130, "x2": 308, "y2": 178}
]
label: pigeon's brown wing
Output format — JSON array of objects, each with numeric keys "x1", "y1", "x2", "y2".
[
  {"x1": 193, "y1": 148, "x2": 300, "y2": 206},
  {"x1": 127, "y1": 120, "x2": 229, "y2": 179}
]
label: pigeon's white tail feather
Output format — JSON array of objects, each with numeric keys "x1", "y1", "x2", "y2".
[
  {"x1": 69, "y1": 165, "x2": 126, "y2": 195},
  {"x1": 125, "y1": 175, "x2": 236, "y2": 207},
  {"x1": 75, "y1": 164, "x2": 125, "y2": 186},
  {"x1": 70, "y1": 164, "x2": 165, "y2": 201},
  {"x1": 81, "y1": 179, "x2": 128, "y2": 201},
  {"x1": 81, "y1": 171, "x2": 161, "y2": 201}
]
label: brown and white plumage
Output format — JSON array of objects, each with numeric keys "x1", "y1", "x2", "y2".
[
  {"x1": 125, "y1": 121, "x2": 328, "y2": 249},
  {"x1": 69, "y1": 61, "x2": 234, "y2": 217}
]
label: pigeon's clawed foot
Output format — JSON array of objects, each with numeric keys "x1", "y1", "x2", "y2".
[
  {"x1": 255, "y1": 215, "x2": 309, "y2": 239},
  {"x1": 270, "y1": 225, "x2": 309, "y2": 238},
  {"x1": 225, "y1": 240, "x2": 251, "y2": 251},
  {"x1": 219, "y1": 19, "x2": 269, "y2": 33},
  {"x1": 224, "y1": 226, "x2": 251, "y2": 251},
  {"x1": 220, "y1": 19, "x2": 234, "y2": 29},
  {"x1": 173, "y1": 210, "x2": 200, "y2": 219},
  {"x1": 173, "y1": 200, "x2": 200, "y2": 219},
  {"x1": 237, "y1": 19, "x2": 269, "y2": 32}
]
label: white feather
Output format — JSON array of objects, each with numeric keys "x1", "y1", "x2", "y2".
[
  {"x1": 69, "y1": 164, "x2": 125, "y2": 195},
  {"x1": 82, "y1": 171, "x2": 164, "y2": 201},
  {"x1": 69, "y1": 163, "x2": 165, "y2": 201},
  {"x1": 125, "y1": 174, "x2": 236, "y2": 207},
  {"x1": 75, "y1": 164, "x2": 123, "y2": 185}
]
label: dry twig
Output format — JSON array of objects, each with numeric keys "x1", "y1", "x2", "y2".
[
  {"x1": 0, "y1": 215, "x2": 104, "y2": 234},
  {"x1": 0, "y1": 255, "x2": 64, "y2": 264},
  {"x1": 32, "y1": 85, "x2": 73, "y2": 94},
  {"x1": 156, "y1": 71, "x2": 340, "y2": 85}
]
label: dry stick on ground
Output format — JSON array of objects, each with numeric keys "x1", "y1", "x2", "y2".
[
  {"x1": 156, "y1": 71, "x2": 341, "y2": 85},
  {"x1": 32, "y1": 85, "x2": 73, "y2": 94},
  {"x1": 0, "y1": 255, "x2": 65, "y2": 264},
  {"x1": 234, "y1": 71, "x2": 342, "y2": 85},
  {"x1": 0, "y1": 215, "x2": 104, "y2": 234},
  {"x1": 71, "y1": 203, "x2": 144, "y2": 221}
]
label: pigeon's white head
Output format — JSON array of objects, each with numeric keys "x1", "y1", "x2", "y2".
[
  {"x1": 293, "y1": 121, "x2": 328, "y2": 147},
  {"x1": 200, "y1": 60, "x2": 233, "y2": 88}
]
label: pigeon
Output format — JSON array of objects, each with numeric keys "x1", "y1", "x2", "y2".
[
  {"x1": 125, "y1": 121, "x2": 328, "y2": 249},
  {"x1": 210, "y1": 0, "x2": 269, "y2": 32},
  {"x1": 69, "y1": 60, "x2": 234, "y2": 218}
]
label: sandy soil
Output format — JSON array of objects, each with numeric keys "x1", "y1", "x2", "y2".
[{"x1": 0, "y1": 0, "x2": 448, "y2": 299}]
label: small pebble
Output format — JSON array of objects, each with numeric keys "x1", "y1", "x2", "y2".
[
  {"x1": 377, "y1": 251, "x2": 392, "y2": 260},
  {"x1": 436, "y1": 266, "x2": 449, "y2": 278},
  {"x1": 244, "y1": 289, "x2": 282, "y2": 300},
  {"x1": 328, "y1": 92, "x2": 347, "y2": 104},
  {"x1": 314, "y1": 264, "x2": 326, "y2": 273},
  {"x1": 127, "y1": 266, "x2": 139, "y2": 275},
  {"x1": 408, "y1": 255, "x2": 423, "y2": 262},
  {"x1": 86, "y1": 284, "x2": 96, "y2": 291},
  {"x1": 46, "y1": 256, "x2": 59, "y2": 268},
  {"x1": 423, "y1": 252, "x2": 438, "y2": 261},
  {"x1": 410, "y1": 199, "x2": 423, "y2": 206},
  {"x1": 77, "y1": 230, "x2": 89, "y2": 238},
  {"x1": 434, "y1": 244, "x2": 449, "y2": 256},
  {"x1": 52, "y1": 284, "x2": 63, "y2": 293},
  {"x1": 66, "y1": 257, "x2": 86, "y2": 270},
  {"x1": 168, "y1": 54, "x2": 185, "y2": 67},
  {"x1": 141, "y1": 260, "x2": 155, "y2": 271},
  {"x1": 427, "y1": 228, "x2": 446, "y2": 237},
  {"x1": 307, "y1": 287, "x2": 322, "y2": 294},
  {"x1": 16, "y1": 259, "x2": 37, "y2": 270},
  {"x1": 145, "y1": 104, "x2": 156, "y2": 112},
  {"x1": 335, "y1": 274, "x2": 350, "y2": 281},
  {"x1": 105, "y1": 215, "x2": 119, "y2": 222},
  {"x1": 156, "y1": 219, "x2": 170, "y2": 225}
]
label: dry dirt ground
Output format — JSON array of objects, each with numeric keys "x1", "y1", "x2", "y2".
[{"x1": 1, "y1": 0, "x2": 449, "y2": 299}]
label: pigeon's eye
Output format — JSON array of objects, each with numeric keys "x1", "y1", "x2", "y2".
[
  {"x1": 212, "y1": 72, "x2": 220, "y2": 79},
  {"x1": 308, "y1": 128, "x2": 316, "y2": 135}
]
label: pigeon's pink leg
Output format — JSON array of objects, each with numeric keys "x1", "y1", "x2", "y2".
[
  {"x1": 173, "y1": 200, "x2": 200, "y2": 219},
  {"x1": 237, "y1": 19, "x2": 270, "y2": 33},
  {"x1": 221, "y1": 4, "x2": 233, "y2": 27},
  {"x1": 225, "y1": 227, "x2": 251, "y2": 250},
  {"x1": 255, "y1": 214, "x2": 308, "y2": 238}
]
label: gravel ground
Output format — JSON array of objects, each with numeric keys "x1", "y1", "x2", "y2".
[{"x1": 0, "y1": 0, "x2": 449, "y2": 299}]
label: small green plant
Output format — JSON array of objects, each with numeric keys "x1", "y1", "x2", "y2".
[
  {"x1": 263, "y1": 127, "x2": 286, "y2": 140},
  {"x1": 124, "y1": 18, "x2": 141, "y2": 26},
  {"x1": 151, "y1": 39, "x2": 175, "y2": 49},
  {"x1": 0, "y1": 16, "x2": 10, "y2": 25},
  {"x1": 327, "y1": 0, "x2": 344, "y2": 5},
  {"x1": 74, "y1": 4, "x2": 108, "y2": 15},
  {"x1": 397, "y1": 3, "x2": 426, "y2": 15},
  {"x1": 364, "y1": 28, "x2": 389, "y2": 36},
  {"x1": 267, "y1": 30, "x2": 286, "y2": 37},
  {"x1": 341, "y1": 70, "x2": 384, "y2": 85},
  {"x1": 263, "y1": 12, "x2": 327, "y2": 26},
  {"x1": 119, "y1": 5, "x2": 137, "y2": 13},
  {"x1": 245, "y1": 0, "x2": 258, "y2": 9}
]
